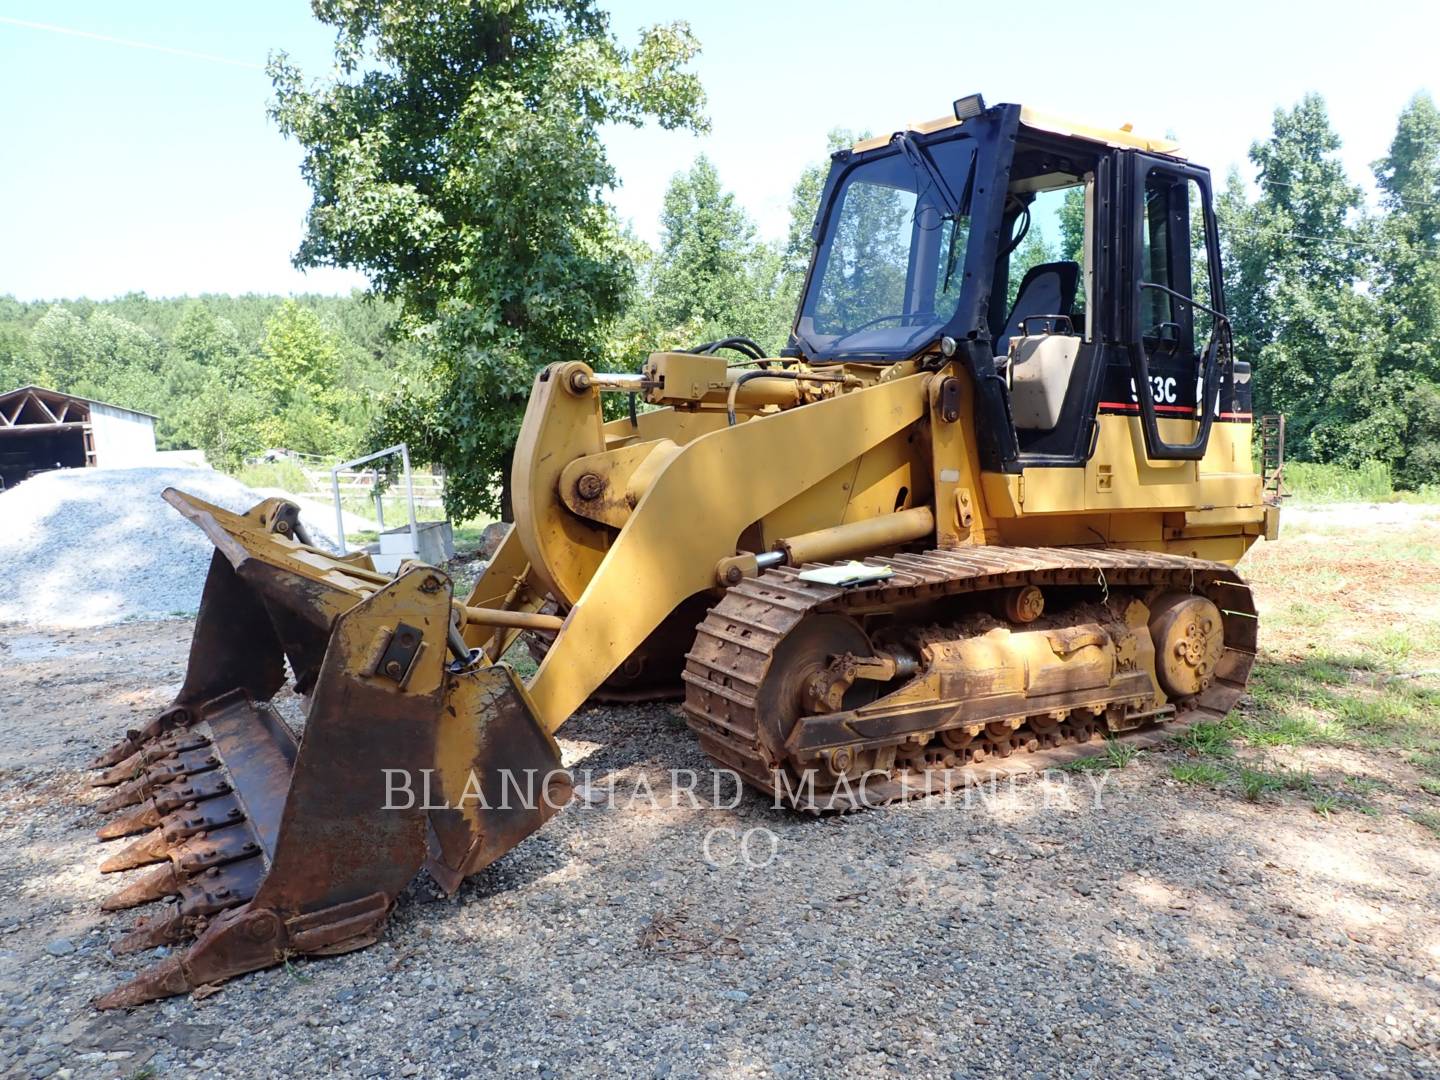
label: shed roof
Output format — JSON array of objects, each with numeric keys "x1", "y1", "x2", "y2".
[{"x1": 0, "y1": 384, "x2": 159, "y2": 423}]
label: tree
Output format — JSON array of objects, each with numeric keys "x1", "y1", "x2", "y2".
[
  {"x1": 0, "y1": 323, "x2": 25, "y2": 392},
  {"x1": 1057, "y1": 186, "x2": 1085, "y2": 266},
  {"x1": 1218, "y1": 94, "x2": 1372, "y2": 461},
  {"x1": 784, "y1": 130, "x2": 858, "y2": 277},
  {"x1": 269, "y1": 0, "x2": 707, "y2": 520},
  {"x1": 1007, "y1": 226, "x2": 1057, "y2": 310},
  {"x1": 251, "y1": 301, "x2": 348, "y2": 456},
  {"x1": 651, "y1": 156, "x2": 759, "y2": 333},
  {"x1": 26, "y1": 307, "x2": 168, "y2": 426},
  {"x1": 1361, "y1": 92, "x2": 1440, "y2": 485},
  {"x1": 164, "y1": 304, "x2": 245, "y2": 452},
  {"x1": 641, "y1": 155, "x2": 798, "y2": 352}
]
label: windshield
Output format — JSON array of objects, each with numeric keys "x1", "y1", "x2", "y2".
[{"x1": 796, "y1": 136, "x2": 977, "y2": 359}]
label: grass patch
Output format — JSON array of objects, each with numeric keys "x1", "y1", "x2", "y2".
[
  {"x1": 1238, "y1": 768, "x2": 1285, "y2": 802},
  {"x1": 1170, "y1": 761, "x2": 1228, "y2": 785},
  {"x1": 503, "y1": 638, "x2": 538, "y2": 680},
  {"x1": 283, "y1": 957, "x2": 313, "y2": 983},
  {"x1": 1419, "y1": 778, "x2": 1440, "y2": 797},
  {"x1": 1104, "y1": 741, "x2": 1139, "y2": 769},
  {"x1": 1279, "y1": 601, "x2": 1338, "y2": 630},
  {"x1": 1413, "y1": 810, "x2": 1440, "y2": 839},
  {"x1": 1234, "y1": 654, "x2": 1440, "y2": 754},
  {"x1": 234, "y1": 458, "x2": 316, "y2": 494},
  {"x1": 1410, "y1": 751, "x2": 1440, "y2": 774},
  {"x1": 1172, "y1": 722, "x2": 1233, "y2": 757},
  {"x1": 1343, "y1": 776, "x2": 1385, "y2": 795},
  {"x1": 1061, "y1": 739, "x2": 1141, "y2": 773},
  {"x1": 1172, "y1": 757, "x2": 1372, "y2": 816},
  {"x1": 452, "y1": 521, "x2": 501, "y2": 551},
  {"x1": 1280, "y1": 460, "x2": 1427, "y2": 503},
  {"x1": 1276, "y1": 767, "x2": 1316, "y2": 792}
]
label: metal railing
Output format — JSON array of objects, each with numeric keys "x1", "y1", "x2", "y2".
[{"x1": 330, "y1": 443, "x2": 419, "y2": 556}]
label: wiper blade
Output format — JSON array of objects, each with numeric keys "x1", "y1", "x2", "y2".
[{"x1": 895, "y1": 133, "x2": 960, "y2": 218}]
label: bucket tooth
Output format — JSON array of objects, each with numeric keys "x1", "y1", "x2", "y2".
[
  {"x1": 114, "y1": 906, "x2": 192, "y2": 955},
  {"x1": 95, "y1": 777, "x2": 151, "y2": 814},
  {"x1": 99, "y1": 793, "x2": 248, "y2": 865},
  {"x1": 91, "y1": 730, "x2": 149, "y2": 771},
  {"x1": 100, "y1": 829, "x2": 172, "y2": 873},
  {"x1": 94, "y1": 747, "x2": 222, "y2": 814},
  {"x1": 101, "y1": 865, "x2": 180, "y2": 911},
  {"x1": 96, "y1": 805, "x2": 161, "y2": 840},
  {"x1": 159, "y1": 793, "x2": 247, "y2": 840},
  {"x1": 90, "y1": 749, "x2": 145, "y2": 788},
  {"x1": 111, "y1": 857, "x2": 264, "y2": 955},
  {"x1": 90, "y1": 704, "x2": 195, "y2": 770},
  {"x1": 94, "y1": 954, "x2": 191, "y2": 1010},
  {"x1": 89, "y1": 732, "x2": 213, "y2": 788},
  {"x1": 95, "y1": 771, "x2": 233, "y2": 840},
  {"x1": 98, "y1": 892, "x2": 395, "y2": 1010},
  {"x1": 141, "y1": 747, "x2": 223, "y2": 787}
]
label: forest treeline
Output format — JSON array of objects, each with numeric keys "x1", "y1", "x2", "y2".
[
  {"x1": 2, "y1": 88, "x2": 1436, "y2": 491},
  {"x1": 0, "y1": 292, "x2": 410, "y2": 468}
]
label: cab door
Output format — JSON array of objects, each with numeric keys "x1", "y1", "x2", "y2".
[{"x1": 1113, "y1": 153, "x2": 1231, "y2": 461}]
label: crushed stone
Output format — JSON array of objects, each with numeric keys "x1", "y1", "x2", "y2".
[{"x1": 0, "y1": 467, "x2": 338, "y2": 628}]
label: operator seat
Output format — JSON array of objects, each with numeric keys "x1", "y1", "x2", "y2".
[
  {"x1": 997, "y1": 260, "x2": 1082, "y2": 432},
  {"x1": 995, "y1": 260, "x2": 1080, "y2": 355}
]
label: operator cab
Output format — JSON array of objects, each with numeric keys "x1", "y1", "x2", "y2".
[{"x1": 789, "y1": 98, "x2": 1247, "y2": 471}]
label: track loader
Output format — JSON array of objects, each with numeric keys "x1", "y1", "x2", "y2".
[{"x1": 85, "y1": 96, "x2": 1280, "y2": 1007}]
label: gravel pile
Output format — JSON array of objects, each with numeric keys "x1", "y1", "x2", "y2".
[{"x1": 0, "y1": 467, "x2": 338, "y2": 628}]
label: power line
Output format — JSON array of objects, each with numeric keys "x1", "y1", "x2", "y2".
[
  {"x1": 0, "y1": 15, "x2": 264, "y2": 71},
  {"x1": 1228, "y1": 227, "x2": 1395, "y2": 250},
  {"x1": 1259, "y1": 179, "x2": 1440, "y2": 212}
]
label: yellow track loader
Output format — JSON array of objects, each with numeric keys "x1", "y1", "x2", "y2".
[{"x1": 86, "y1": 95, "x2": 1279, "y2": 1007}]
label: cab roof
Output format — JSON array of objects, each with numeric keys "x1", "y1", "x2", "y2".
[{"x1": 851, "y1": 103, "x2": 1183, "y2": 158}]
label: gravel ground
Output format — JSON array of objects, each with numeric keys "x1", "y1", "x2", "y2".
[
  {"x1": 2, "y1": 502, "x2": 1439, "y2": 1078},
  {"x1": 0, "y1": 468, "x2": 338, "y2": 628},
  {"x1": 1, "y1": 612, "x2": 1438, "y2": 1079}
]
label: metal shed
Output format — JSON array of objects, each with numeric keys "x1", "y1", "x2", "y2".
[{"x1": 0, "y1": 385, "x2": 157, "y2": 489}]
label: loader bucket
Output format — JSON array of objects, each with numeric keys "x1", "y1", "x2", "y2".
[{"x1": 87, "y1": 491, "x2": 570, "y2": 1008}]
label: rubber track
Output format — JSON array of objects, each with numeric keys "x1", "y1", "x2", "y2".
[{"x1": 681, "y1": 547, "x2": 1257, "y2": 810}]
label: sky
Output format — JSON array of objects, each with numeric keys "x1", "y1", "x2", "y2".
[{"x1": 1, "y1": 0, "x2": 1436, "y2": 302}]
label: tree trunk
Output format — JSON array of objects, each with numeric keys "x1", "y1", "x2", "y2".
[{"x1": 500, "y1": 445, "x2": 515, "y2": 523}]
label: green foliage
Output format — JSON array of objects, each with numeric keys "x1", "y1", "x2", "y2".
[
  {"x1": 269, "y1": 0, "x2": 707, "y2": 520},
  {"x1": 1057, "y1": 186, "x2": 1085, "y2": 265},
  {"x1": 1170, "y1": 761, "x2": 1228, "y2": 785},
  {"x1": 1223, "y1": 92, "x2": 1440, "y2": 489},
  {"x1": 0, "y1": 292, "x2": 406, "y2": 470},
  {"x1": 1060, "y1": 739, "x2": 1138, "y2": 772},
  {"x1": 1239, "y1": 767, "x2": 1283, "y2": 802},
  {"x1": 232, "y1": 458, "x2": 315, "y2": 495},
  {"x1": 650, "y1": 156, "x2": 768, "y2": 342},
  {"x1": 1006, "y1": 226, "x2": 1057, "y2": 311},
  {"x1": 1172, "y1": 722, "x2": 1234, "y2": 757},
  {"x1": 1413, "y1": 809, "x2": 1440, "y2": 838},
  {"x1": 1283, "y1": 460, "x2": 1397, "y2": 501},
  {"x1": 250, "y1": 301, "x2": 351, "y2": 456}
]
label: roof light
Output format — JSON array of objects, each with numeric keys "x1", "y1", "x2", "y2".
[{"x1": 952, "y1": 94, "x2": 986, "y2": 121}]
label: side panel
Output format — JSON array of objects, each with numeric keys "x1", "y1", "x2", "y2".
[{"x1": 526, "y1": 374, "x2": 931, "y2": 732}]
